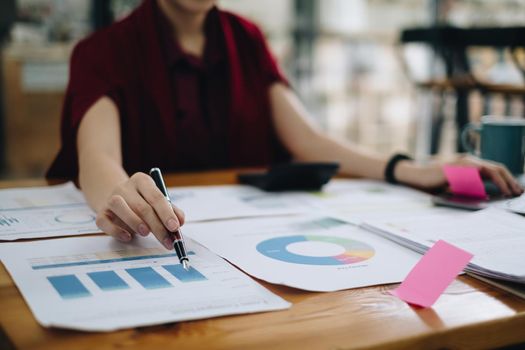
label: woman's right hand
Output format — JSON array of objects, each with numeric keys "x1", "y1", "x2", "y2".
[{"x1": 95, "y1": 172, "x2": 186, "y2": 249}]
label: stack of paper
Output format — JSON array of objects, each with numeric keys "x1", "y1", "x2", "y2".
[{"x1": 362, "y1": 207, "x2": 525, "y2": 283}]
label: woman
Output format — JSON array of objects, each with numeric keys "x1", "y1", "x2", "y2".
[{"x1": 48, "y1": 0, "x2": 522, "y2": 250}]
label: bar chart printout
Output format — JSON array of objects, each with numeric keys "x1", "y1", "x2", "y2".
[{"x1": 0, "y1": 236, "x2": 290, "y2": 331}]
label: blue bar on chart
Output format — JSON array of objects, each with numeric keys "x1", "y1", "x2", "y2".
[
  {"x1": 87, "y1": 271, "x2": 129, "y2": 291},
  {"x1": 125, "y1": 267, "x2": 172, "y2": 289},
  {"x1": 163, "y1": 264, "x2": 207, "y2": 283},
  {"x1": 47, "y1": 274, "x2": 91, "y2": 299}
]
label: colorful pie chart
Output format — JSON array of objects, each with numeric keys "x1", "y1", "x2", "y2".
[{"x1": 256, "y1": 235, "x2": 375, "y2": 265}]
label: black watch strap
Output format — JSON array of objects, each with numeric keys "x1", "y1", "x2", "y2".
[{"x1": 384, "y1": 153, "x2": 412, "y2": 184}]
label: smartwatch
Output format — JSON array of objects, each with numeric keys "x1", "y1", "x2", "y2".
[{"x1": 384, "y1": 153, "x2": 412, "y2": 184}]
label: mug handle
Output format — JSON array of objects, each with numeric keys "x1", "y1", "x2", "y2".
[{"x1": 461, "y1": 123, "x2": 482, "y2": 155}]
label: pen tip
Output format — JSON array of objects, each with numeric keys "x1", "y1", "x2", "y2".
[{"x1": 182, "y1": 260, "x2": 190, "y2": 271}]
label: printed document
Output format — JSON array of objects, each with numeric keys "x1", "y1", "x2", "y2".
[
  {"x1": 312, "y1": 179, "x2": 437, "y2": 224},
  {"x1": 0, "y1": 183, "x2": 100, "y2": 240},
  {"x1": 168, "y1": 185, "x2": 318, "y2": 222},
  {"x1": 0, "y1": 236, "x2": 290, "y2": 331},
  {"x1": 185, "y1": 215, "x2": 421, "y2": 291}
]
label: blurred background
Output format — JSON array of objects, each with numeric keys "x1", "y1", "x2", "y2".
[{"x1": 1, "y1": 0, "x2": 525, "y2": 179}]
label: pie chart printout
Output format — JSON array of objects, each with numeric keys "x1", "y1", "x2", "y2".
[{"x1": 256, "y1": 235, "x2": 375, "y2": 265}]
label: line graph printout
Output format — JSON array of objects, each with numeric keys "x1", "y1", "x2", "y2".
[
  {"x1": 185, "y1": 215, "x2": 421, "y2": 292},
  {"x1": 0, "y1": 236, "x2": 290, "y2": 331},
  {"x1": 0, "y1": 182, "x2": 100, "y2": 240}
]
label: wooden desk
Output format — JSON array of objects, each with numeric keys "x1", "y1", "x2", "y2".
[{"x1": 1, "y1": 170, "x2": 525, "y2": 350}]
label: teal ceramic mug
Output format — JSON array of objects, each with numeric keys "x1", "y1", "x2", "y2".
[{"x1": 461, "y1": 116, "x2": 525, "y2": 175}]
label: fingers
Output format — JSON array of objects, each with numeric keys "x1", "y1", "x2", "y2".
[
  {"x1": 498, "y1": 166, "x2": 524, "y2": 196},
  {"x1": 107, "y1": 194, "x2": 150, "y2": 237},
  {"x1": 125, "y1": 190, "x2": 173, "y2": 249},
  {"x1": 480, "y1": 166, "x2": 511, "y2": 196},
  {"x1": 457, "y1": 156, "x2": 523, "y2": 197},
  {"x1": 172, "y1": 204, "x2": 186, "y2": 226},
  {"x1": 134, "y1": 174, "x2": 182, "y2": 232},
  {"x1": 96, "y1": 209, "x2": 133, "y2": 242},
  {"x1": 479, "y1": 164, "x2": 522, "y2": 197},
  {"x1": 98, "y1": 172, "x2": 187, "y2": 250}
]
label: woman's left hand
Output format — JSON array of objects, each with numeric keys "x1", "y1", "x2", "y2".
[{"x1": 396, "y1": 155, "x2": 524, "y2": 196}]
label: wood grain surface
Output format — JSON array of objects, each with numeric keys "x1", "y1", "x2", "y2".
[{"x1": 1, "y1": 170, "x2": 524, "y2": 350}]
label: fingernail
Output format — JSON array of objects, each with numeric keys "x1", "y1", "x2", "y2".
[
  {"x1": 118, "y1": 231, "x2": 131, "y2": 242},
  {"x1": 167, "y1": 218, "x2": 179, "y2": 232},
  {"x1": 138, "y1": 224, "x2": 149, "y2": 236},
  {"x1": 163, "y1": 237, "x2": 173, "y2": 250}
]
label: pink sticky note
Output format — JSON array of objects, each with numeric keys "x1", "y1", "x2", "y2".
[
  {"x1": 443, "y1": 165, "x2": 487, "y2": 199},
  {"x1": 390, "y1": 240, "x2": 473, "y2": 308}
]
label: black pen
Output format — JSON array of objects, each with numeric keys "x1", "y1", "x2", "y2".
[{"x1": 149, "y1": 167, "x2": 190, "y2": 271}]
